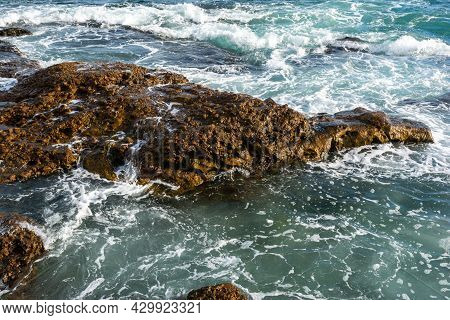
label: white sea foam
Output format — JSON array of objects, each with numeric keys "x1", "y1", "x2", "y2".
[
  {"x1": 75, "y1": 278, "x2": 104, "y2": 299},
  {"x1": 0, "y1": 3, "x2": 266, "y2": 27},
  {"x1": 2, "y1": 3, "x2": 448, "y2": 61},
  {"x1": 17, "y1": 221, "x2": 51, "y2": 249},
  {"x1": 439, "y1": 237, "x2": 450, "y2": 254},
  {"x1": 375, "y1": 35, "x2": 450, "y2": 57},
  {"x1": 0, "y1": 78, "x2": 17, "y2": 91},
  {"x1": 44, "y1": 169, "x2": 150, "y2": 248},
  {"x1": 312, "y1": 35, "x2": 450, "y2": 58},
  {"x1": 138, "y1": 22, "x2": 280, "y2": 52},
  {"x1": 149, "y1": 179, "x2": 180, "y2": 191},
  {"x1": 0, "y1": 4, "x2": 271, "y2": 52},
  {"x1": 94, "y1": 236, "x2": 117, "y2": 269}
]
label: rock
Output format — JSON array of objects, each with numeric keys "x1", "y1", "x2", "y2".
[
  {"x1": 0, "y1": 40, "x2": 22, "y2": 55},
  {"x1": 398, "y1": 92, "x2": 450, "y2": 108},
  {"x1": 325, "y1": 37, "x2": 369, "y2": 54},
  {"x1": 0, "y1": 213, "x2": 45, "y2": 289},
  {"x1": 0, "y1": 40, "x2": 40, "y2": 79},
  {"x1": 306, "y1": 108, "x2": 433, "y2": 158},
  {"x1": 0, "y1": 62, "x2": 187, "y2": 184},
  {"x1": 324, "y1": 45, "x2": 368, "y2": 54},
  {"x1": 0, "y1": 62, "x2": 433, "y2": 192},
  {"x1": 0, "y1": 28, "x2": 32, "y2": 37},
  {"x1": 187, "y1": 283, "x2": 247, "y2": 300},
  {"x1": 336, "y1": 36, "x2": 367, "y2": 43},
  {"x1": 82, "y1": 149, "x2": 118, "y2": 181}
]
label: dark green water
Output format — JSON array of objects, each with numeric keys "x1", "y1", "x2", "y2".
[{"x1": 0, "y1": 0, "x2": 449, "y2": 299}]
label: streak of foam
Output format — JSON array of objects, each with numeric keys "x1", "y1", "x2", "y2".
[
  {"x1": 75, "y1": 278, "x2": 104, "y2": 299},
  {"x1": 42, "y1": 168, "x2": 150, "y2": 250}
]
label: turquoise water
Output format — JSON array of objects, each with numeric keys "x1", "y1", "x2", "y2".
[{"x1": 0, "y1": 0, "x2": 449, "y2": 299}]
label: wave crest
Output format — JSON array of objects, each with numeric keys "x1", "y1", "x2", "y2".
[{"x1": 375, "y1": 35, "x2": 450, "y2": 57}]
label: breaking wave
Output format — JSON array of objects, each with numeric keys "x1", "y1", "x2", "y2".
[
  {"x1": 1, "y1": 3, "x2": 449, "y2": 57},
  {"x1": 375, "y1": 36, "x2": 450, "y2": 57}
]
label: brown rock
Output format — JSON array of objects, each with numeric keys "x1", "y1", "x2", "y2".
[
  {"x1": 0, "y1": 62, "x2": 433, "y2": 192},
  {"x1": 82, "y1": 149, "x2": 118, "y2": 181},
  {"x1": 303, "y1": 107, "x2": 433, "y2": 161},
  {"x1": 0, "y1": 62, "x2": 187, "y2": 184},
  {"x1": 0, "y1": 28, "x2": 32, "y2": 37},
  {"x1": 187, "y1": 283, "x2": 248, "y2": 300},
  {"x1": 0, "y1": 213, "x2": 45, "y2": 289}
]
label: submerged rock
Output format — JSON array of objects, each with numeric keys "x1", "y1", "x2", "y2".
[
  {"x1": 0, "y1": 28, "x2": 32, "y2": 37},
  {"x1": 336, "y1": 36, "x2": 367, "y2": 43},
  {"x1": 0, "y1": 213, "x2": 45, "y2": 289},
  {"x1": 398, "y1": 92, "x2": 450, "y2": 108},
  {"x1": 187, "y1": 283, "x2": 248, "y2": 300},
  {"x1": 0, "y1": 62, "x2": 433, "y2": 191},
  {"x1": 325, "y1": 37, "x2": 369, "y2": 54},
  {"x1": 0, "y1": 40, "x2": 40, "y2": 79},
  {"x1": 0, "y1": 40, "x2": 22, "y2": 55}
]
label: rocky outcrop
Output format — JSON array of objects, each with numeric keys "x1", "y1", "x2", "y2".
[
  {"x1": 0, "y1": 213, "x2": 45, "y2": 289},
  {"x1": 0, "y1": 28, "x2": 32, "y2": 37},
  {"x1": 0, "y1": 62, "x2": 187, "y2": 185},
  {"x1": 0, "y1": 62, "x2": 433, "y2": 192},
  {"x1": 0, "y1": 40, "x2": 40, "y2": 79},
  {"x1": 187, "y1": 283, "x2": 248, "y2": 300}
]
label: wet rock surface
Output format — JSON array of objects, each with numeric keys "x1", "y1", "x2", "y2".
[
  {"x1": 0, "y1": 28, "x2": 32, "y2": 37},
  {"x1": 0, "y1": 62, "x2": 187, "y2": 185},
  {"x1": 0, "y1": 213, "x2": 45, "y2": 289},
  {"x1": 399, "y1": 92, "x2": 450, "y2": 108},
  {"x1": 336, "y1": 36, "x2": 367, "y2": 43},
  {"x1": 0, "y1": 40, "x2": 22, "y2": 55},
  {"x1": 187, "y1": 283, "x2": 248, "y2": 300},
  {"x1": 325, "y1": 37, "x2": 369, "y2": 54},
  {"x1": 0, "y1": 62, "x2": 433, "y2": 191},
  {"x1": 0, "y1": 40, "x2": 40, "y2": 79}
]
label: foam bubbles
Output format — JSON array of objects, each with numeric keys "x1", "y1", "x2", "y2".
[{"x1": 439, "y1": 237, "x2": 450, "y2": 253}]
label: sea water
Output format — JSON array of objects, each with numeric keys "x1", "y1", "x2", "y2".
[{"x1": 0, "y1": 0, "x2": 449, "y2": 299}]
